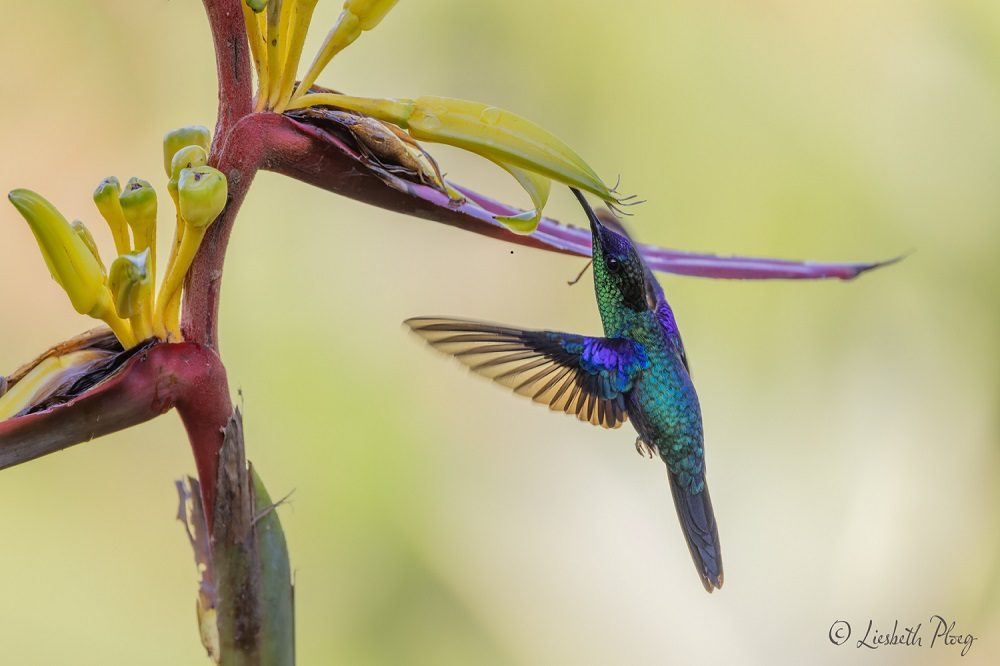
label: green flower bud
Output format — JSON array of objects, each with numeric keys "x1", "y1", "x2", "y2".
[
  {"x1": 8, "y1": 189, "x2": 111, "y2": 318},
  {"x1": 246, "y1": 0, "x2": 268, "y2": 13},
  {"x1": 170, "y1": 145, "x2": 209, "y2": 183},
  {"x1": 178, "y1": 167, "x2": 228, "y2": 229},
  {"x1": 70, "y1": 220, "x2": 107, "y2": 273},
  {"x1": 163, "y1": 126, "x2": 211, "y2": 176},
  {"x1": 119, "y1": 178, "x2": 158, "y2": 251},
  {"x1": 168, "y1": 145, "x2": 210, "y2": 201},
  {"x1": 92, "y1": 176, "x2": 132, "y2": 255}
]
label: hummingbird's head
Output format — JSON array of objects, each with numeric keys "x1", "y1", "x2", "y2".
[{"x1": 572, "y1": 189, "x2": 653, "y2": 324}]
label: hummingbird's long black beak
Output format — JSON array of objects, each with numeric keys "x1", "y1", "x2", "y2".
[{"x1": 571, "y1": 188, "x2": 604, "y2": 237}]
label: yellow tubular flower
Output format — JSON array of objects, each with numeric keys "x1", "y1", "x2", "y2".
[
  {"x1": 266, "y1": 0, "x2": 295, "y2": 108},
  {"x1": 120, "y1": 178, "x2": 157, "y2": 277},
  {"x1": 0, "y1": 349, "x2": 112, "y2": 421},
  {"x1": 119, "y1": 178, "x2": 158, "y2": 257},
  {"x1": 109, "y1": 249, "x2": 153, "y2": 341},
  {"x1": 93, "y1": 177, "x2": 132, "y2": 255},
  {"x1": 8, "y1": 189, "x2": 135, "y2": 347},
  {"x1": 244, "y1": 0, "x2": 270, "y2": 109},
  {"x1": 290, "y1": 0, "x2": 399, "y2": 103},
  {"x1": 155, "y1": 166, "x2": 228, "y2": 340},
  {"x1": 286, "y1": 93, "x2": 615, "y2": 213},
  {"x1": 156, "y1": 145, "x2": 210, "y2": 339},
  {"x1": 119, "y1": 179, "x2": 158, "y2": 341},
  {"x1": 274, "y1": 0, "x2": 319, "y2": 111},
  {"x1": 265, "y1": 0, "x2": 286, "y2": 109}
]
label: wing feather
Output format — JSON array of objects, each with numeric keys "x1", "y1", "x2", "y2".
[{"x1": 405, "y1": 317, "x2": 650, "y2": 429}]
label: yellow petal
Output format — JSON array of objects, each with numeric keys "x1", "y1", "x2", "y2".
[
  {"x1": 287, "y1": 93, "x2": 614, "y2": 202},
  {"x1": 108, "y1": 250, "x2": 151, "y2": 320},
  {"x1": 344, "y1": 0, "x2": 398, "y2": 30},
  {"x1": 407, "y1": 96, "x2": 611, "y2": 200},
  {"x1": 273, "y1": 0, "x2": 321, "y2": 111},
  {"x1": 291, "y1": 0, "x2": 399, "y2": 101},
  {"x1": 491, "y1": 161, "x2": 550, "y2": 234},
  {"x1": 9, "y1": 189, "x2": 108, "y2": 318}
]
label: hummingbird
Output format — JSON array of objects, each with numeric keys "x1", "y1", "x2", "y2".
[{"x1": 404, "y1": 188, "x2": 722, "y2": 592}]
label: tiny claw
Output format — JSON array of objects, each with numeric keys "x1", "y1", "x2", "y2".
[
  {"x1": 567, "y1": 259, "x2": 592, "y2": 286},
  {"x1": 634, "y1": 437, "x2": 655, "y2": 459}
]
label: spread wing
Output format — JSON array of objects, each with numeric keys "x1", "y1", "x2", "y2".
[{"x1": 404, "y1": 317, "x2": 650, "y2": 428}]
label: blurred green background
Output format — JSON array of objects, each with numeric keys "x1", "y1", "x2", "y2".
[{"x1": 1, "y1": 0, "x2": 998, "y2": 664}]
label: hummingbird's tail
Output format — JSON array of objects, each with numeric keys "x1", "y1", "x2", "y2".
[{"x1": 668, "y1": 473, "x2": 723, "y2": 592}]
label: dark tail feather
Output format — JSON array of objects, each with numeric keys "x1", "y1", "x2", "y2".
[{"x1": 667, "y1": 474, "x2": 723, "y2": 592}]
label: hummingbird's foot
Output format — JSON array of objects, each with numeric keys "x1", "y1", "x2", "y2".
[
  {"x1": 634, "y1": 437, "x2": 655, "y2": 459},
  {"x1": 567, "y1": 259, "x2": 593, "y2": 286}
]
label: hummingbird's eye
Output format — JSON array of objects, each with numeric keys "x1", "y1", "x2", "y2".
[{"x1": 606, "y1": 256, "x2": 621, "y2": 273}]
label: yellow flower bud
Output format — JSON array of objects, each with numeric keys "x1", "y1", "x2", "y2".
[
  {"x1": 119, "y1": 178, "x2": 158, "y2": 248},
  {"x1": 167, "y1": 145, "x2": 210, "y2": 205},
  {"x1": 92, "y1": 176, "x2": 132, "y2": 255},
  {"x1": 155, "y1": 167, "x2": 229, "y2": 340},
  {"x1": 170, "y1": 145, "x2": 210, "y2": 184}
]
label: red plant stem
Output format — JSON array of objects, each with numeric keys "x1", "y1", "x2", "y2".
[
  {"x1": 175, "y1": 352, "x2": 233, "y2": 525},
  {"x1": 181, "y1": 119, "x2": 264, "y2": 350},
  {"x1": 201, "y1": 0, "x2": 253, "y2": 150},
  {"x1": 187, "y1": 0, "x2": 255, "y2": 350},
  {"x1": 176, "y1": 0, "x2": 257, "y2": 522}
]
